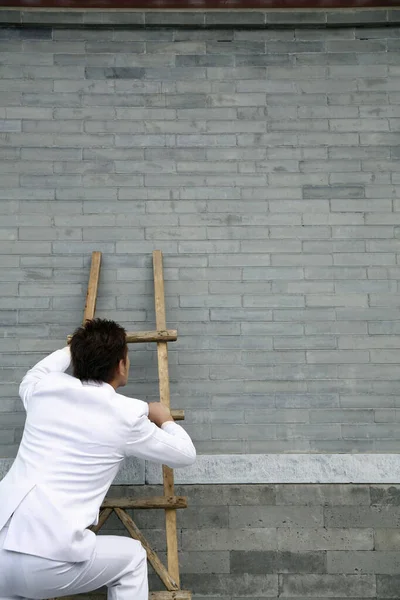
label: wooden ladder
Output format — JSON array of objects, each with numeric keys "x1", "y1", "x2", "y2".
[{"x1": 68, "y1": 250, "x2": 190, "y2": 600}]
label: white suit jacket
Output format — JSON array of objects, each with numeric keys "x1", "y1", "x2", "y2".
[{"x1": 0, "y1": 347, "x2": 196, "y2": 562}]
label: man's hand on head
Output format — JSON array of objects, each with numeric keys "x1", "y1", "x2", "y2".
[{"x1": 148, "y1": 402, "x2": 174, "y2": 428}]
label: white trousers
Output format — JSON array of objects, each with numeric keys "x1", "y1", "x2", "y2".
[{"x1": 0, "y1": 526, "x2": 148, "y2": 600}]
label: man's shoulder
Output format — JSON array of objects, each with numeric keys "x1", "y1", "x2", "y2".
[{"x1": 114, "y1": 392, "x2": 149, "y2": 419}]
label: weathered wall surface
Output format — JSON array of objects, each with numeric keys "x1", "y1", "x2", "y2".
[
  {"x1": 0, "y1": 23, "x2": 400, "y2": 456},
  {"x1": 75, "y1": 483, "x2": 400, "y2": 600}
]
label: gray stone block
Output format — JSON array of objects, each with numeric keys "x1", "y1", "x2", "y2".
[
  {"x1": 230, "y1": 506, "x2": 323, "y2": 529},
  {"x1": 231, "y1": 551, "x2": 326, "y2": 574},
  {"x1": 0, "y1": 430, "x2": 14, "y2": 444},
  {"x1": 182, "y1": 527, "x2": 277, "y2": 552},
  {"x1": 324, "y1": 506, "x2": 400, "y2": 528},
  {"x1": 375, "y1": 529, "x2": 400, "y2": 551},
  {"x1": 328, "y1": 551, "x2": 400, "y2": 575},
  {"x1": 179, "y1": 574, "x2": 278, "y2": 597},
  {"x1": 180, "y1": 551, "x2": 230, "y2": 574},
  {"x1": 277, "y1": 527, "x2": 373, "y2": 551},
  {"x1": 280, "y1": 573, "x2": 376, "y2": 597}
]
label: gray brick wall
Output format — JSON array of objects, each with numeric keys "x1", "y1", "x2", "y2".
[
  {"x1": 73, "y1": 483, "x2": 400, "y2": 600},
  {"x1": 1, "y1": 24, "x2": 400, "y2": 455}
]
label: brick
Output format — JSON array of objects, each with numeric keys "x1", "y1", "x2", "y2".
[
  {"x1": 271, "y1": 255, "x2": 332, "y2": 267},
  {"x1": 334, "y1": 253, "x2": 395, "y2": 266},
  {"x1": 335, "y1": 280, "x2": 395, "y2": 294},
  {"x1": 338, "y1": 364, "x2": 400, "y2": 380},
  {"x1": 244, "y1": 407, "x2": 308, "y2": 421},
  {"x1": 369, "y1": 321, "x2": 400, "y2": 335},
  {"x1": 238, "y1": 133, "x2": 297, "y2": 147},
  {"x1": 306, "y1": 350, "x2": 369, "y2": 364},
  {"x1": 365, "y1": 186, "x2": 398, "y2": 200},
  {"x1": 243, "y1": 267, "x2": 304, "y2": 281},
  {"x1": 337, "y1": 308, "x2": 400, "y2": 322},
  {"x1": 272, "y1": 281, "x2": 334, "y2": 294},
  {"x1": 375, "y1": 410, "x2": 400, "y2": 423},
  {"x1": 244, "y1": 296, "x2": 304, "y2": 309},
  {"x1": 340, "y1": 395, "x2": 396, "y2": 408},
  {"x1": 21, "y1": 175, "x2": 82, "y2": 188},
  {"x1": 242, "y1": 323, "x2": 303, "y2": 337},
  {"x1": 306, "y1": 294, "x2": 367, "y2": 308},
  {"x1": 304, "y1": 241, "x2": 365, "y2": 254},
  {"x1": 332, "y1": 225, "x2": 393, "y2": 238},
  {"x1": 258, "y1": 200, "x2": 327, "y2": 214},
  {"x1": 303, "y1": 185, "x2": 364, "y2": 199}
]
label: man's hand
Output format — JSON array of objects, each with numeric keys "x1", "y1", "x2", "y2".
[{"x1": 148, "y1": 402, "x2": 174, "y2": 428}]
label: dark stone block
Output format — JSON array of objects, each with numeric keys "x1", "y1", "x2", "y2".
[
  {"x1": 235, "y1": 54, "x2": 292, "y2": 66},
  {"x1": 388, "y1": 39, "x2": 400, "y2": 51},
  {"x1": 377, "y1": 574, "x2": 400, "y2": 598},
  {"x1": 295, "y1": 52, "x2": 358, "y2": 65},
  {"x1": 205, "y1": 11, "x2": 265, "y2": 26},
  {"x1": 176, "y1": 54, "x2": 234, "y2": 67},
  {"x1": 388, "y1": 10, "x2": 400, "y2": 22},
  {"x1": 265, "y1": 41, "x2": 325, "y2": 53},
  {"x1": 326, "y1": 10, "x2": 388, "y2": 24},
  {"x1": 145, "y1": 12, "x2": 205, "y2": 26},
  {"x1": 174, "y1": 29, "x2": 234, "y2": 42},
  {"x1": 266, "y1": 11, "x2": 326, "y2": 24},
  {"x1": 371, "y1": 486, "x2": 400, "y2": 506},
  {"x1": 82, "y1": 11, "x2": 144, "y2": 24},
  {"x1": 207, "y1": 41, "x2": 266, "y2": 55},
  {"x1": 85, "y1": 67, "x2": 146, "y2": 79},
  {"x1": 0, "y1": 11, "x2": 21, "y2": 24},
  {"x1": 303, "y1": 186, "x2": 365, "y2": 199},
  {"x1": 0, "y1": 26, "x2": 51, "y2": 39},
  {"x1": 22, "y1": 10, "x2": 83, "y2": 24}
]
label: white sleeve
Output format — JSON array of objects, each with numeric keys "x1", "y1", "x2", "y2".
[
  {"x1": 124, "y1": 415, "x2": 196, "y2": 468},
  {"x1": 19, "y1": 347, "x2": 71, "y2": 410}
]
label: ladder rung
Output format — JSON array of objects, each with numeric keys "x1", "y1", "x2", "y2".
[
  {"x1": 150, "y1": 593, "x2": 191, "y2": 600},
  {"x1": 102, "y1": 496, "x2": 187, "y2": 510},
  {"x1": 67, "y1": 329, "x2": 177, "y2": 344},
  {"x1": 171, "y1": 409, "x2": 184, "y2": 421},
  {"x1": 126, "y1": 329, "x2": 177, "y2": 343}
]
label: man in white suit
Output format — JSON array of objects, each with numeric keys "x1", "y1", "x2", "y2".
[{"x1": 0, "y1": 318, "x2": 196, "y2": 600}]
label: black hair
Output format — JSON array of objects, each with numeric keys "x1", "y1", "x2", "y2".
[{"x1": 70, "y1": 318, "x2": 127, "y2": 383}]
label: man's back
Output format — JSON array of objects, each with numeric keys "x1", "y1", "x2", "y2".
[{"x1": 0, "y1": 347, "x2": 196, "y2": 562}]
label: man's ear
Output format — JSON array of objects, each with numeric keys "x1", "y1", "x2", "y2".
[{"x1": 118, "y1": 358, "x2": 127, "y2": 376}]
